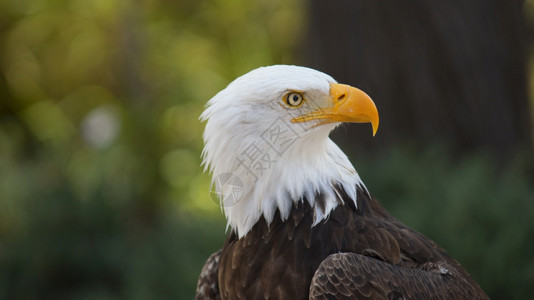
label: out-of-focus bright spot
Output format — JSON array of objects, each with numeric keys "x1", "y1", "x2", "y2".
[
  {"x1": 160, "y1": 149, "x2": 198, "y2": 189},
  {"x1": 21, "y1": 100, "x2": 76, "y2": 142},
  {"x1": 81, "y1": 105, "x2": 120, "y2": 149}
]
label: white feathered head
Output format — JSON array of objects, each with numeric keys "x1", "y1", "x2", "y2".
[{"x1": 201, "y1": 65, "x2": 378, "y2": 237}]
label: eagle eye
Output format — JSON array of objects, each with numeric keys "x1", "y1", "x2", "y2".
[{"x1": 285, "y1": 92, "x2": 304, "y2": 107}]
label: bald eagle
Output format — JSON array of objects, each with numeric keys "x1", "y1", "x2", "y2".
[{"x1": 196, "y1": 65, "x2": 488, "y2": 299}]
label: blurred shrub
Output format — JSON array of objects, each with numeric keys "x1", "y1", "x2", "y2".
[
  {"x1": 0, "y1": 125, "x2": 226, "y2": 299},
  {"x1": 0, "y1": 0, "x2": 304, "y2": 299}
]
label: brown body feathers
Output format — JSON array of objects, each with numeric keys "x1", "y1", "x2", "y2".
[{"x1": 196, "y1": 187, "x2": 488, "y2": 299}]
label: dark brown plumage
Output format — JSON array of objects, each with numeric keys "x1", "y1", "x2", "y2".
[
  {"x1": 196, "y1": 250, "x2": 221, "y2": 300},
  {"x1": 196, "y1": 187, "x2": 488, "y2": 299}
]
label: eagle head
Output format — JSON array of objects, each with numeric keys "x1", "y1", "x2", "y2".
[{"x1": 201, "y1": 65, "x2": 378, "y2": 238}]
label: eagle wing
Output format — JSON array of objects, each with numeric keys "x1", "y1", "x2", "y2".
[
  {"x1": 309, "y1": 252, "x2": 486, "y2": 300},
  {"x1": 195, "y1": 249, "x2": 221, "y2": 300}
]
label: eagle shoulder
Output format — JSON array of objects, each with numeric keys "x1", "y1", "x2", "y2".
[
  {"x1": 196, "y1": 249, "x2": 222, "y2": 300},
  {"x1": 309, "y1": 252, "x2": 489, "y2": 300}
]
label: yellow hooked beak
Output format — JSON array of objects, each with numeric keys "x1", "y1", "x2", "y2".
[{"x1": 291, "y1": 83, "x2": 379, "y2": 136}]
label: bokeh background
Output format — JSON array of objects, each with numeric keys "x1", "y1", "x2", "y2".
[{"x1": 0, "y1": 0, "x2": 533, "y2": 299}]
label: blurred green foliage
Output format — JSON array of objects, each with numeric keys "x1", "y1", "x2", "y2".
[
  {"x1": 0, "y1": 0, "x2": 533, "y2": 299},
  {"x1": 0, "y1": 0, "x2": 304, "y2": 298}
]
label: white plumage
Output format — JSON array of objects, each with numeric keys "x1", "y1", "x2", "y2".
[{"x1": 201, "y1": 65, "x2": 366, "y2": 238}]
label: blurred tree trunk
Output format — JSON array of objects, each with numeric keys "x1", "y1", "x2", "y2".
[{"x1": 305, "y1": 0, "x2": 531, "y2": 158}]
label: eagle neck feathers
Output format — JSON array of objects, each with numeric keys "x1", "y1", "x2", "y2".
[{"x1": 206, "y1": 122, "x2": 366, "y2": 238}]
